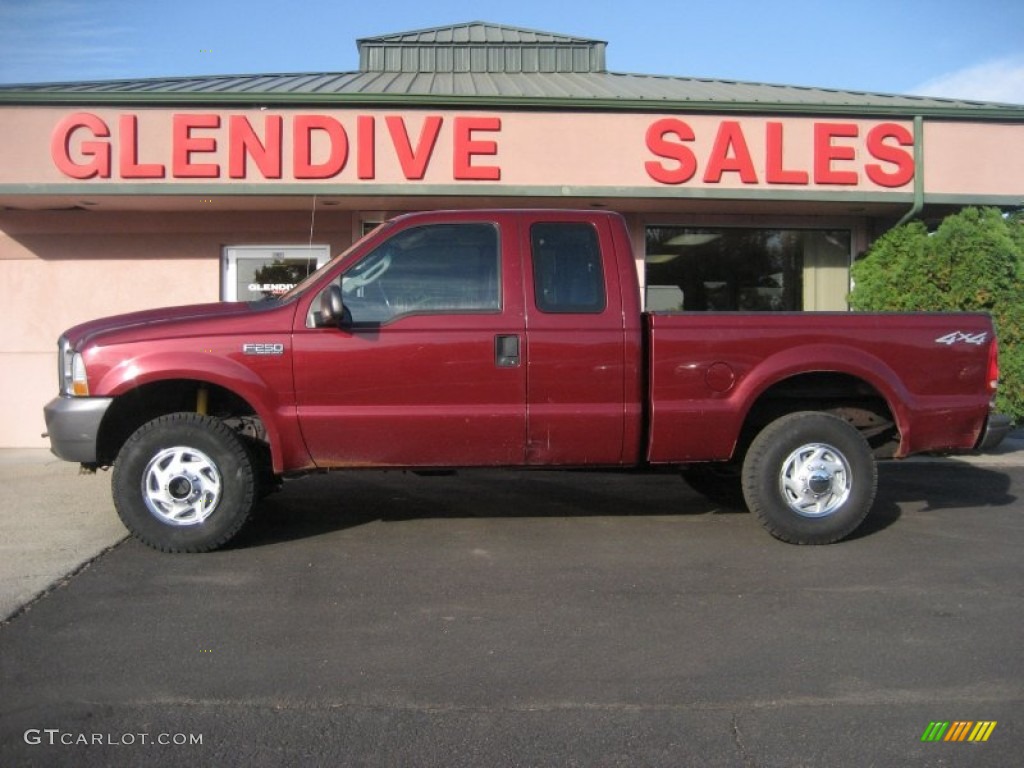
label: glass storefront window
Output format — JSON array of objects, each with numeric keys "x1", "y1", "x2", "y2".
[
  {"x1": 222, "y1": 245, "x2": 330, "y2": 302},
  {"x1": 644, "y1": 227, "x2": 851, "y2": 312}
]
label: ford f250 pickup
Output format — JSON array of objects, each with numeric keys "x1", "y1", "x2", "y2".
[{"x1": 43, "y1": 209, "x2": 1011, "y2": 552}]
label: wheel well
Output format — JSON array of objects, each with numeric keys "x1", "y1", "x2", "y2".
[
  {"x1": 740, "y1": 372, "x2": 899, "y2": 459},
  {"x1": 96, "y1": 380, "x2": 266, "y2": 466}
]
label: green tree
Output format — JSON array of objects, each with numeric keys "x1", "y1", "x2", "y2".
[{"x1": 850, "y1": 207, "x2": 1024, "y2": 423}]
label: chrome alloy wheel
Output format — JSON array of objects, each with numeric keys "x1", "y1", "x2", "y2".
[
  {"x1": 141, "y1": 446, "x2": 222, "y2": 526},
  {"x1": 778, "y1": 442, "x2": 852, "y2": 518}
]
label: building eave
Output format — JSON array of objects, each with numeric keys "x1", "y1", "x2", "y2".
[
  {"x1": 2, "y1": 88, "x2": 1022, "y2": 121},
  {"x1": 1, "y1": 58, "x2": 1021, "y2": 121}
]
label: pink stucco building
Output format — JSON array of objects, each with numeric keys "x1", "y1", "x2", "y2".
[{"x1": 1, "y1": 22, "x2": 1022, "y2": 448}]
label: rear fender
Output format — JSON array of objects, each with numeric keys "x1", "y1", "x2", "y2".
[
  {"x1": 735, "y1": 343, "x2": 910, "y2": 448},
  {"x1": 648, "y1": 342, "x2": 909, "y2": 463}
]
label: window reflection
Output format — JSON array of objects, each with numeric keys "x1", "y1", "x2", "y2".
[
  {"x1": 644, "y1": 227, "x2": 850, "y2": 312},
  {"x1": 337, "y1": 222, "x2": 500, "y2": 324}
]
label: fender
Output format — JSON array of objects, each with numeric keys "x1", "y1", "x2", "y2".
[
  {"x1": 731, "y1": 338, "x2": 994, "y2": 456},
  {"x1": 647, "y1": 339, "x2": 913, "y2": 463},
  {"x1": 733, "y1": 342, "x2": 912, "y2": 433},
  {"x1": 95, "y1": 348, "x2": 309, "y2": 473}
]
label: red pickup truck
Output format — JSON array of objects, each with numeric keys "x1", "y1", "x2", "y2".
[{"x1": 44, "y1": 209, "x2": 1010, "y2": 552}]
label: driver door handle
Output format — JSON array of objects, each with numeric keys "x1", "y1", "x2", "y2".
[{"x1": 495, "y1": 334, "x2": 520, "y2": 368}]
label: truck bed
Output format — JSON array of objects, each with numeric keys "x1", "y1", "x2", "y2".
[{"x1": 645, "y1": 311, "x2": 995, "y2": 463}]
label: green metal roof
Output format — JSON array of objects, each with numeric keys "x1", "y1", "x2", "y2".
[
  {"x1": 0, "y1": 21, "x2": 1021, "y2": 120},
  {"x1": 357, "y1": 21, "x2": 607, "y2": 75},
  {"x1": 358, "y1": 21, "x2": 603, "y2": 47}
]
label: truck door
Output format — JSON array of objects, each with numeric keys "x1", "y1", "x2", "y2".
[
  {"x1": 292, "y1": 216, "x2": 527, "y2": 467},
  {"x1": 521, "y1": 215, "x2": 629, "y2": 465}
]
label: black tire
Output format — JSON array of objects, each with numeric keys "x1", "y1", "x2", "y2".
[
  {"x1": 112, "y1": 413, "x2": 256, "y2": 553},
  {"x1": 741, "y1": 412, "x2": 877, "y2": 544},
  {"x1": 241, "y1": 434, "x2": 281, "y2": 501}
]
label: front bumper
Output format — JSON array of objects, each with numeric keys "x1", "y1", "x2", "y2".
[
  {"x1": 976, "y1": 412, "x2": 1013, "y2": 452},
  {"x1": 43, "y1": 396, "x2": 114, "y2": 463}
]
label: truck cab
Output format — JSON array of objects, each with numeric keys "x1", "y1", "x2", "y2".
[{"x1": 292, "y1": 209, "x2": 642, "y2": 469}]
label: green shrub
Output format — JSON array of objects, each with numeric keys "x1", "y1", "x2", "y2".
[{"x1": 850, "y1": 207, "x2": 1024, "y2": 424}]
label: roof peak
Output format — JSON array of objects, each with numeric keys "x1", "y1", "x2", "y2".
[
  {"x1": 358, "y1": 21, "x2": 605, "y2": 46},
  {"x1": 357, "y1": 21, "x2": 607, "y2": 74}
]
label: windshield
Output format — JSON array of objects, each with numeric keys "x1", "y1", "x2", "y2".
[{"x1": 277, "y1": 221, "x2": 395, "y2": 303}]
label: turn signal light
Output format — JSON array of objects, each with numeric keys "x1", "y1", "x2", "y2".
[{"x1": 71, "y1": 353, "x2": 90, "y2": 396}]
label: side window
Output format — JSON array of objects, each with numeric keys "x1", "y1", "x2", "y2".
[
  {"x1": 530, "y1": 222, "x2": 606, "y2": 314},
  {"x1": 331, "y1": 223, "x2": 500, "y2": 324}
]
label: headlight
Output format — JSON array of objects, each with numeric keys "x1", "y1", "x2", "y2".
[{"x1": 58, "y1": 336, "x2": 90, "y2": 396}]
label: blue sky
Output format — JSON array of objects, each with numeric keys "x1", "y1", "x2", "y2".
[{"x1": 0, "y1": 0, "x2": 1022, "y2": 103}]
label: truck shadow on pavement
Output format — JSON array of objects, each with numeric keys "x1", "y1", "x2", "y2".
[
  {"x1": 851, "y1": 461, "x2": 1016, "y2": 540},
  {"x1": 229, "y1": 461, "x2": 1016, "y2": 550}
]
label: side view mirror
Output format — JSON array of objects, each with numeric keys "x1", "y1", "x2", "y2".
[{"x1": 319, "y1": 284, "x2": 347, "y2": 328}]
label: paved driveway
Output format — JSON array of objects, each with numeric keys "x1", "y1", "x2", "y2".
[{"x1": 1, "y1": 459, "x2": 1022, "y2": 766}]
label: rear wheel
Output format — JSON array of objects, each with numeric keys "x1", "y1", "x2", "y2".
[
  {"x1": 112, "y1": 413, "x2": 256, "y2": 552},
  {"x1": 742, "y1": 412, "x2": 876, "y2": 544}
]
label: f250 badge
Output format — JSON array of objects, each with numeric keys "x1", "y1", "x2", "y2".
[
  {"x1": 242, "y1": 342, "x2": 285, "y2": 356},
  {"x1": 935, "y1": 331, "x2": 988, "y2": 346}
]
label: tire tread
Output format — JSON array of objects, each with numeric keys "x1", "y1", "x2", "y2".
[{"x1": 112, "y1": 412, "x2": 256, "y2": 553}]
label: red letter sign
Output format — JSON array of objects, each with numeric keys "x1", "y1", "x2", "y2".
[
  {"x1": 229, "y1": 115, "x2": 283, "y2": 179},
  {"x1": 357, "y1": 116, "x2": 375, "y2": 180},
  {"x1": 172, "y1": 114, "x2": 221, "y2": 178},
  {"x1": 765, "y1": 122, "x2": 809, "y2": 185},
  {"x1": 386, "y1": 116, "x2": 442, "y2": 180},
  {"x1": 453, "y1": 117, "x2": 501, "y2": 180},
  {"x1": 645, "y1": 118, "x2": 697, "y2": 184},
  {"x1": 119, "y1": 115, "x2": 165, "y2": 179},
  {"x1": 814, "y1": 123, "x2": 859, "y2": 185},
  {"x1": 293, "y1": 115, "x2": 348, "y2": 179},
  {"x1": 704, "y1": 121, "x2": 758, "y2": 184},
  {"x1": 865, "y1": 123, "x2": 914, "y2": 187},
  {"x1": 51, "y1": 113, "x2": 111, "y2": 179}
]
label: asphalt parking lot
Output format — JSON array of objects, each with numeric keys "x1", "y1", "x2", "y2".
[{"x1": 1, "y1": 447, "x2": 1022, "y2": 767}]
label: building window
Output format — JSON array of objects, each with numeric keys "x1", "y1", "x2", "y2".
[
  {"x1": 223, "y1": 245, "x2": 330, "y2": 302},
  {"x1": 644, "y1": 227, "x2": 851, "y2": 312}
]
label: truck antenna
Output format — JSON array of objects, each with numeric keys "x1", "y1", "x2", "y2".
[{"x1": 308, "y1": 194, "x2": 317, "y2": 249}]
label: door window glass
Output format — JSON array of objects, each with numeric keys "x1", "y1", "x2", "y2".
[
  {"x1": 331, "y1": 223, "x2": 500, "y2": 324},
  {"x1": 530, "y1": 222, "x2": 606, "y2": 314}
]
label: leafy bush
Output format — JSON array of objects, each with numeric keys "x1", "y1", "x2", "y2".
[{"x1": 850, "y1": 207, "x2": 1024, "y2": 423}]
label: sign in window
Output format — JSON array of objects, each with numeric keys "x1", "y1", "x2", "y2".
[{"x1": 222, "y1": 245, "x2": 330, "y2": 302}]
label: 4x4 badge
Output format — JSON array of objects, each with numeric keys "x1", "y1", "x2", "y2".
[{"x1": 935, "y1": 331, "x2": 987, "y2": 346}]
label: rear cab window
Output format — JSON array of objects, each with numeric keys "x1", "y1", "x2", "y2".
[{"x1": 530, "y1": 222, "x2": 606, "y2": 314}]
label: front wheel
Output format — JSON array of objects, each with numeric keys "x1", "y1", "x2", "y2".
[
  {"x1": 742, "y1": 412, "x2": 877, "y2": 544},
  {"x1": 112, "y1": 413, "x2": 257, "y2": 553}
]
